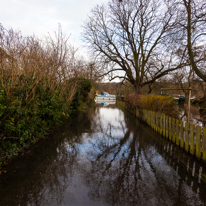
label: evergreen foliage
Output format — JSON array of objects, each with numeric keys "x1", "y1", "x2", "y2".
[{"x1": 70, "y1": 77, "x2": 92, "y2": 112}]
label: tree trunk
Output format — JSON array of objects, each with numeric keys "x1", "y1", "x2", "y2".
[
  {"x1": 185, "y1": 0, "x2": 206, "y2": 82},
  {"x1": 134, "y1": 85, "x2": 142, "y2": 94},
  {"x1": 148, "y1": 84, "x2": 152, "y2": 94}
]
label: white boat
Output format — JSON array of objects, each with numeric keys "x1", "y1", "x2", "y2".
[
  {"x1": 95, "y1": 92, "x2": 116, "y2": 101},
  {"x1": 173, "y1": 95, "x2": 196, "y2": 102}
]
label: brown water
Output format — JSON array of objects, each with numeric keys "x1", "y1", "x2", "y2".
[{"x1": 0, "y1": 104, "x2": 206, "y2": 206}]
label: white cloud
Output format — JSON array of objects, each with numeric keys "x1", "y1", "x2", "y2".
[{"x1": 0, "y1": 0, "x2": 108, "y2": 51}]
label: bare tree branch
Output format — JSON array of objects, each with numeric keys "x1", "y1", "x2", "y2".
[{"x1": 82, "y1": 0, "x2": 185, "y2": 93}]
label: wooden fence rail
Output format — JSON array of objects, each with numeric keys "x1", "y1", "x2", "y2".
[{"x1": 117, "y1": 100, "x2": 206, "y2": 163}]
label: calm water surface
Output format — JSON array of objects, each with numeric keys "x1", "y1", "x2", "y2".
[{"x1": 0, "y1": 104, "x2": 206, "y2": 206}]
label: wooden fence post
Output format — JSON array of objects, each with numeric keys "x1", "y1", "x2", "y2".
[
  {"x1": 190, "y1": 124, "x2": 195, "y2": 155},
  {"x1": 203, "y1": 128, "x2": 206, "y2": 163},
  {"x1": 146, "y1": 110, "x2": 149, "y2": 124},
  {"x1": 155, "y1": 112, "x2": 158, "y2": 132},
  {"x1": 180, "y1": 121, "x2": 184, "y2": 148},
  {"x1": 142, "y1": 109, "x2": 144, "y2": 121},
  {"x1": 176, "y1": 119, "x2": 179, "y2": 145},
  {"x1": 157, "y1": 112, "x2": 159, "y2": 132},
  {"x1": 185, "y1": 122, "x2": 189, "y2": 152},
  {"x1": 196, "y1": 126, "x2": 201, "y2": 160},
  {"x1": 166, "y1": 115, "x2": 168, "y2": 138},
  {"x1": 151, "y1": 111, "x2": 153, "y2": 129},
  {"x1": 163, "y1": 114, "x2": 165, "y2": 137},
  {"x1": 149, "y1": 111, "x2": 151, "y2": 126},
  {"x1": 169, "y1": 117, "x2": 172, "y2": 140},
  {"x1": 172, "y1": 118, "x2": 176, "y2": 143},
  {"x1": 160, "y1": 114, "x2": 163, "y2": 135}
]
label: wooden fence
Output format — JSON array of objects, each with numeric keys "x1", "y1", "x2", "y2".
[{"x1": 117, "y1": 100, "x2": 206, "y2": 163}]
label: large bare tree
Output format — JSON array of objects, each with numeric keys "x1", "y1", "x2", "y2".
[
  {"x1": 181, "y1": 0, "x2": 206, "y2": 81},
  {"x1": 82, "y1": 0, "x2": 187, "y2": 93},
  {"x1": 170, "y1": 0, "x2": 206, "y2": 105}
]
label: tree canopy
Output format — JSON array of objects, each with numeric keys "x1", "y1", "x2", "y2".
[{"x1": 82, "y1": 0, "x2": 190, "y2": 93}]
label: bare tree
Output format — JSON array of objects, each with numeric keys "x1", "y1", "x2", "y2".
[
  {"x1": 82, "y1": 0, "x2": 187, "y2": 93},
  {"x1": 171, "y1": 0, "x2": 206, "y2": 107},
  {"x1": 0, "y1": 24, "x2": 77, "y2": 102},
  {"x1": 180, "y1": 0, "x2": 206, "y2": 81}
]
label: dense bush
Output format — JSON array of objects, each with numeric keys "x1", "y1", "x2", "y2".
[
  {"x1": 0, "y1": 80, "x2": 74, "y2": 168},
  {"x1": 0, "y1": 25, "x2": 82, "y2": 170},
  {"x1": 0, "y1": 77, "x2": 93, "y2": 173},
  {"x1": 70, "y1": 77, "x2": 92, "y2": 112},
  {"x1": 125, "y1": 94, "x2": 179, "y2": 118},
  {"x1": 0, "y1": 25, "x2": 94, "y2": 172},
  {"x1": 125, "y1": 93, "x2": 141, "y2": 107}
]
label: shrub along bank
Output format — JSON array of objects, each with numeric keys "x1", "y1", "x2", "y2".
[
  {"x1": 125, "y1": 93, "x2": 179, "y2": 118},
  {"x1": 0, "y1": 76, "x2": 93, "y2": 173},
  {"x1": 0, "y1": 25, "x2": 93, "y2": 173},
  {"x1": 70, "y1": 77, "x2": 93, "y2": 113}
]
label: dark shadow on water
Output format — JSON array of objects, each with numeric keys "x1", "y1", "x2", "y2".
[{"x1": 0, "y1": 104, "x2": 206, "y2": 206}]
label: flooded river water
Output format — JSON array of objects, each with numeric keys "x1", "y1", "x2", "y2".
[{"x1": 0, "y1": 104, "x2": 206, "y2": 206}]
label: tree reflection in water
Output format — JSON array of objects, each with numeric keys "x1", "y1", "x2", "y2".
[
  {"x1": 80, "y1": 107, "x2": 205, "y2": 206},
  {"x1": 0, "y1": 105, "x2": 206, "y2": 206}
]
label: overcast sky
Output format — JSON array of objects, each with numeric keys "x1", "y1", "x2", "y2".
[{"x1": 1, "y1": 0, "x2": 109, "y2": 55}]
